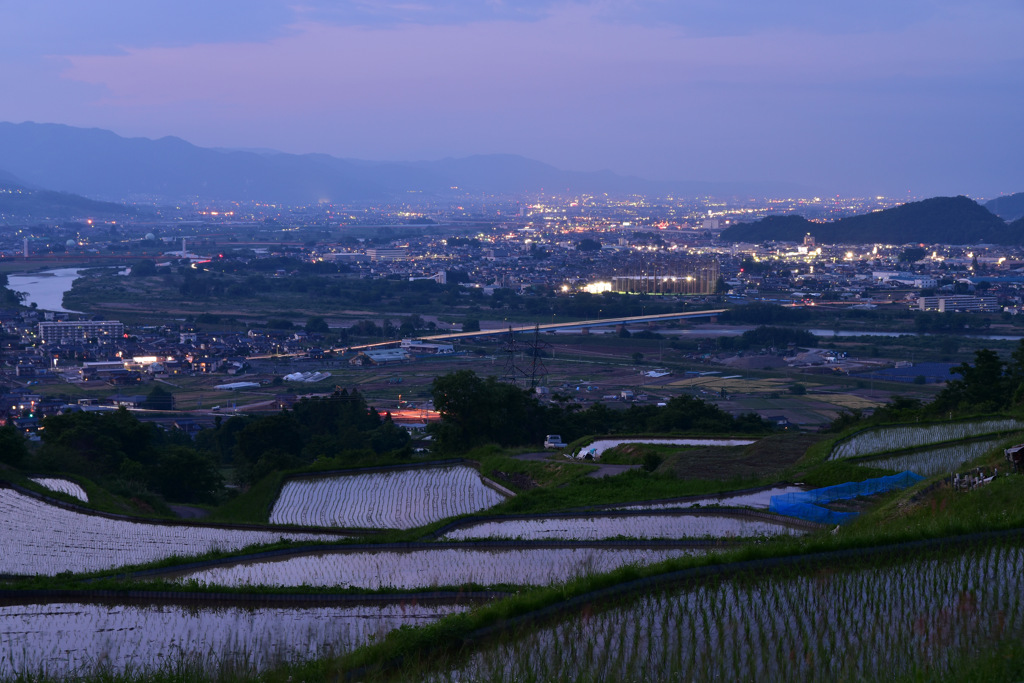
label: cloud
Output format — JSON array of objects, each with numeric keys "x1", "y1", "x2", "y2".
[
  {"x1": 3, "y1": 0, "x2": 1020, "y2": 194},
  {"x1": 59, "y1": 3, "x2": 1022, "y2": 109}
]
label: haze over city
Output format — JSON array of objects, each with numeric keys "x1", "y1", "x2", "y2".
[{"x1": 1, "y1": 0, "x2": 1022, "y2": 198}]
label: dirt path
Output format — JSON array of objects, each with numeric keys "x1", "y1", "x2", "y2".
[
  {"x1": 168, "y1": 504, "x2": 210, "y2": 519},
  {"x1": 511, "y1": 452, "x2": 640, "y2": 478}
]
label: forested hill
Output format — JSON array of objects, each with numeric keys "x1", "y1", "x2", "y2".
[
  {"x1": 0, "y1": 177, "x2": 140, "y2": 222},
  {"x1": 985, "y1": 192, "x2": 1024, "y2": 221},
  {"x1": 720, "y1": 196, "x2": 1018, "y2": 245}
]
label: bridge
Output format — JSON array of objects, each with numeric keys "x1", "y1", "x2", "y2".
[
  {"x1": 332, "y1": 309, "x2": 728, "y2": 354},
  {"x1": 414, "y1": 309, "x2": 729, "y2": 343}
]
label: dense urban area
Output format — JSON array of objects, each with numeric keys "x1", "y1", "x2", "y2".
[{"x1": 3, "y1": 186, "x2": 1024, "y2": 683}]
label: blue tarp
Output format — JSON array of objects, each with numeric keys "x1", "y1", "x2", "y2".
[{"x1": 770, "y1": 471, "x2": 925, "y2": 525}]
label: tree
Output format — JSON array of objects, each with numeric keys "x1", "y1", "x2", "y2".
[
  {"x1": 143, "y1": 385, "x2": 174, "y2": 410},
  {"x1": 0, "y1": 425, "x2": 28, "y2": 466},
  {"x1": 429, "y1": 371, "x2": 545, "y2": 452},
  {"x1": 148, "y1": 447, "x2": 223, "y2": 502},
  {"x1": 788, "y1": 383, "x2": 807, "y2": 395},
  {"x1": 233, "y1": 412, "x2": 304, "y2": 482},
  {"x1": 462, "y1": 318, "x2": 481, "y2": 332},
  {"x1": 642, "y1": 453, "x2": 663, "y2": 472},
  {"x1": 899, "y1": 247, "x2": 926, "y2": 263},
  {"x1": 305, "y1": 316, "x2": 330, "y2": 334},
  {"x1": 130, "y1": 259, "x2": 158, "y2": 277},
  {"x1": 933, "y1": 348, "x2": 1009, "y2": 412},
  {"x1": 576, "y1": 238, "x2": 602, "y2": 252}
]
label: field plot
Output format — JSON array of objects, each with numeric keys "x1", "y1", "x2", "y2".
[
  {"x1": 441, "y1": 512, "x2": 807, "y2": 541},
  {"x1": 174, "y1": 546, "x2": 699, "y2": 589},
  {"x1": 806, "y1": 392, "x2": 883, "y2": 411},
  {"x1": 830, "y1": 419, "x2": 1023, "y2": 460},
  {"x1": 0, "y1": 488, "x2": 340, "y2": 576},
  {"x1": 861, "y1": 437, "x2": 1003, "y2": 477},
  {"x1": 28, "y1": 477, "x2": 88, "y2": 502},
  {"x1": 664, "y1": 376, "x2": 788, "y2": 393},
  {"x1": 611, "y1": 485, "x2": 805, "y2": 512},
  {"x1": 577, "y1": 438, "x2": 756, "y2": 460},
  {"x1": 270, "y1": 465, "x2": 508, "y2": 529},
  {"x1": 0, "y1": 600, "x2": 465, "y2": 679},
  {"x1": 436, "y1": 541, "x2": 1024, "y2": 682}
]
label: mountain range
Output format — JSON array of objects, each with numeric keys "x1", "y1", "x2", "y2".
[
  {"x1": 0, "y1": 122, "x2": 811, "y2": 204},
  {"x1": 720, "y1": 196, "x2": 1024, "y2": 245}
]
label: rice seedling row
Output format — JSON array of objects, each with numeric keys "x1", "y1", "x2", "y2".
[
  {"x1": 28, "y1": 477, "x2": 88, "y2": 502},
  {"x1": 435, "y1": 540, "x2": 1024, "y2": 682},
  {"x1": 0, "y1": 600, "x2": 466, "y2": 679},
  {"x1": 270, "y1": 465, "x2": 507, "y2": 529},
  {"x1": 171, "y1": 546, "x2": 702, "y2": 590},
  {"x1": 0, "y1": 488, "x2": 340, "y2": 576},
  {"x1": 861, "y1": 437, "x2": 1004, "y2": 477},
  {"x1": 829, "y1": 418, "x2": 1023, "y2": 460},
  {"x1": 441, "y1": 511, "x2": 807, "y2": 541}
]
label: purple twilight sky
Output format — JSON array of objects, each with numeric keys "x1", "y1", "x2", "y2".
[{"x1": 0, "y1": 0, "x2": 1021, "y2": 198}]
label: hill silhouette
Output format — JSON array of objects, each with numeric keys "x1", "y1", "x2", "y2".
[
  {"x1": 0, "y1": 175, "x2": 139, "y2": 222},
  {"x1": 720, "y1": 196, "x2": 1017, "y2": 245},
  {"x1": 985, "y1": 192, "x2": 1024, "y2": 221}
]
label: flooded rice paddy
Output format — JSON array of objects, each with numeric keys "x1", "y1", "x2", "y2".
[
  {"x1": 172, "y1": 546, "x2": 699, "y2": 589},
  {"x1": 0, "y1": 600, "x2": 465, "y2": 679},
  {"x1": 441, "y1": 513, "x2": 806, "y2": 541},
  {"x1": 270, "y1": 465, "x2": 507, "y2": 529}
]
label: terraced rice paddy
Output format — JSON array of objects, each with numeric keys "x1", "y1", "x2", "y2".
[
  {"x1": 29, "y1": 477, "x2": 88, "y2": 502},
  {"x1": 863, "y1": 437, "x2": 1003, "y2": 477},
  {"x1": 829, "y1": 419, "x2": 1023, "y2": 460},
  {"x1": 577, "y1": 438, "x2": 757, "y2": 460},
  {"x1": 0, "y1": 600, "x2": 465, "y2": 679},
  {"x1": 174, "y1": 546, "x2": 699, "y2": 589},
  {"x1": 270, "y1": 465, "x2": 507, "y2": 529},
  {"x1": 435, "y1": 541, "x2": 1024, "y2": 682},
  {"x1": 0, "y1": 488, "x2": 340, "y2": 576},
  {"x1": 441, "y1": 513, "x2": 806, "y2": 541},
  {"x1": 611, "y1": 485, "x2": 806, "y2": 512}
]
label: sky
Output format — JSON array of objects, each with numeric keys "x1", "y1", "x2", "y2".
[{"x1": 1, "y1": 0, "x2": 1021, "y2": 198}]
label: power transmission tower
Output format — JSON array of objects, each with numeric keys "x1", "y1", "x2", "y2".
[
  {"x1": 501, "y1": 324, "x2": 551, "y2": 388},
  {"x1": 501, "y1": 326, "x2": 524, "y2": 385},
  {"x1": 523, "y1": 324, "x2": 551, "y2": 388}
]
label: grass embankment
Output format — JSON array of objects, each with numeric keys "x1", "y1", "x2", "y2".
[
  {"x1": 6, "y1": 424, "x2": 1024, "y2": 681},
  {"x1": 0, "y1": 469, "x2": 176, "y2": 519},
  {"x1": 257, "y1": 425, "x2": 1024, "y2": 681},
  {"x1": 294, "y1": 469, "x2": 1024, "y2": 682}
]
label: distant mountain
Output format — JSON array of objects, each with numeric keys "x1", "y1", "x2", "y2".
[
  {"x1": 0, "y1": 174, "x2": 139, "y2": 222},
  {"x1": 985, "y1": 192, "x2": 1024, "y2": 222},
  {"x1": 720, "y1": 196, "x2": 1019, "y2": 245},
  {"x1": 0, "y1": 169, "x2": 29, "y2": 186},
  {"x1": 0, "y1": 122, "x2": 812, "y2": 204}
]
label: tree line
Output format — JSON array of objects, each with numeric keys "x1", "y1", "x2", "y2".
[{"x1": 428, "y1": 370, "x2": 772, "y2": 454}]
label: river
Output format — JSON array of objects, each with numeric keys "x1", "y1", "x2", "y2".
[
  {"x1": 655, "y1": 325, "x2": 1024, "y2": 342},
  {"x1": 6, "y1": 268, "x2": 84, "y2": 313}
]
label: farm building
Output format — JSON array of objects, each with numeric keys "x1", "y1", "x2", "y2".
[
  {"x1": 400, "y1": 339, "x2": 455, "y2": 354},
  {"x1": 350, "y1": 349, "x2": 410, "y2": 366}
]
